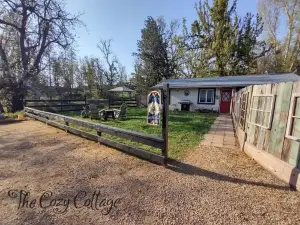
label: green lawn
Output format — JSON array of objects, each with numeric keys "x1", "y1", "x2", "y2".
[{"x1": 60, "y1": 108, "x2": 216, "y2": 159}]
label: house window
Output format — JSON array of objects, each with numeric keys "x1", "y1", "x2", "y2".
[
  {"x1": 198, "y1": 89, "x2": 215, "y2": 104},
  {"x1": 239, "y1": 93, "x2": 248, "y2": 130},
  {"x1": 249, "y1": 95, "x2": 276, "y2": 129},
  {"x1": 286, "y1": 93, "x2": 300, "y2": 140}
]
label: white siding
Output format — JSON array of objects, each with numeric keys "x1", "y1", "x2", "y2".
[{"x1": 169, "y1": 88, "x2": 220, "y2": 112}]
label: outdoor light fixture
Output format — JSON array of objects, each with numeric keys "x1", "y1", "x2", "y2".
[{"x1": 184, "y1": 90, "x2": 190, "y2": 96}]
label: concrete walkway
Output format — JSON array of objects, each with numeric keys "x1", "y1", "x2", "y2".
[{"x1": 200, "y1": 114, "x2": 237, "y2": 149}]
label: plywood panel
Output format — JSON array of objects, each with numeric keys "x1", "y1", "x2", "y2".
[
  {"x1": 282, "y1": 138, "x2": 292, "y2": 162},
  {"x1": 268, "y1": 82, "x2": 293, "y2": 158},
  {"x1": 288, "y1": 81, "x2": 300, "y2": 167}
]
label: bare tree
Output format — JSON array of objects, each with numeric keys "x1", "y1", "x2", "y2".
[
  {"x1": 0, "y1": 0, "x2": 81, "y2": 112},
  {"x1": 93, "y1": 57, "x2": 106, "y2": 98},
  {"x1": 258, "y1": 0, "x2": 300, "y2": 72},
  {"x1": 117, "y1": 62, "x2": 127, "y2": 86},
  {"x1": 97, "y1": 39, "x2": 120, "y2": 87}
]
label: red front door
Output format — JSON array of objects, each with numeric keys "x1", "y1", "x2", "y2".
[{"x1": 220, "y1": 89, "x2": 232, "y2": 113}]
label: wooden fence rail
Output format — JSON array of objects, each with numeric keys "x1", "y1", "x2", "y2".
[
  {"x1": 24, "y1": 107, "x2": 166, "y2": 165},
  {"x1": 107, "y1": 97, "x2": 138, "y2": 108},
  {"x1": 25, "y1": 99, "x2": 86, "y2": 102}
]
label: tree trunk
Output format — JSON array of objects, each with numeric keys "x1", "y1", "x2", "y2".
[
  {"x1": 219, "y1": 63, "x2": 225, "y2": 76},
  {"x1": 0, "y1": 102, "x2": 3, "y2": 113},
  {"x1": 3, "y1": 88, "x2": 25, "y2": 113},
  {"x1": 12, "y1": 94, "x2": 24, "y2": 112}
]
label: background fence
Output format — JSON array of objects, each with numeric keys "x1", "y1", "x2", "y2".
[
  {"x1": 24, "y1": 84, "x2": 170, "y2": 165},
  {"x1": 108, "y1": 97, "x2": 137, "y2": 108},
  {"x1": 24, "y1": 96, "x2": 141, "y2": 112},
  {"x1": 232, "y1": 81, "x2": 300, "y2": 189},
  {"x1": 24, "y1": 98, "x2": 87, "y2": 112}
]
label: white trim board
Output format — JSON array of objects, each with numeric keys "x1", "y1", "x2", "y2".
[{"x1": 244, "y1": 142, "x2": 300, "y2": 191}]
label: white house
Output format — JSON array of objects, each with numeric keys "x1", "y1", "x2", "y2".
[{"x1": 153, "y1": 73, "x2": 300, "y2": 113}]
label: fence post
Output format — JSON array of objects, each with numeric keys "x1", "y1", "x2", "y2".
[
  {"x1": 64, "y1": 119, "x2": 69, "y2": 133},
  {"x1": 97, "y1": 130, "x2": 102, "y2": 144},
  {"x1": 162, "y1": 83, "x2": 169, "y2": 166}
]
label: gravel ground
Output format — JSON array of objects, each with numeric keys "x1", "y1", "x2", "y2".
[{"x1": 0, "y1": 120, "x2": 300, "y2": 225}]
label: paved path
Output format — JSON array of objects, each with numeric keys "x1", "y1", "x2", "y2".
[
  {"x1": 0, "y1": 120, "x2": 300, "y2": 225},
  {"x1": 200, "y1": 114, "x2": 237, "y2": 149}
]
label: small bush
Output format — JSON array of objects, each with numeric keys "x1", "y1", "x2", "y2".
[{"x1": 4, "y1": 111, "x2": 25, "y2": 119}]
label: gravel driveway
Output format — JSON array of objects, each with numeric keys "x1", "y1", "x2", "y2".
[{"x1": 0, "y1": 120, "x2": 300, "y2": 225}]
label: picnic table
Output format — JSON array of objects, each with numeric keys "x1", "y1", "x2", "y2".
[
  {"x1": 103, "y1": 109, "x2": 115, "y2": 120},
  {"x1": 82, "y1": 103, "x2": 127, "y2": 121}
]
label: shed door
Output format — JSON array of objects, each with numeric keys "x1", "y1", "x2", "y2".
[{"x1": 220, "y1": 89, "x2": 232, "y2": 113}]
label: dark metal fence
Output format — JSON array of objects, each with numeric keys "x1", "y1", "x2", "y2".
[{"x1": 24, "y1": 97, "x2": 87, "y2": 112}]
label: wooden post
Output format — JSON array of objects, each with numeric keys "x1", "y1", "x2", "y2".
[
  {"x1": 45, "y1": 116, "x2": 49, "y2": 125},
  {"x1": 97, "y1": 130, "x2": 102, "y2": 145},
  {"x1": 162, "y1": 83, "x2": 169, "y2": 166},
  {"x1": 65, "y1": 120, "x2": 69, "y2": 133}
]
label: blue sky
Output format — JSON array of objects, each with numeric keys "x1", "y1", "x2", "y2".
[{"x1": 65, "y1": 0, "x2": 258, "y2": 76}]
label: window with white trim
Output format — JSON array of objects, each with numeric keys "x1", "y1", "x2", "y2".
[
  {"x1": 249, "y1": 95, "x2": 276, "y2": 129},
  {"x1": 286, "y1": 93, "x2": 300, "y2": 140},
  {"x1": 232, "y1": 94, "x2": 236, "y2": 115},
  {"x1": 198, "y1": 89, "x2": 215, "y2": 104},
  {"x1": 233, "y1": 94, "x2": 241, "y2": 122},
  {"x1": 239, "y1": 93, "x2": 248, "y2": 130}
]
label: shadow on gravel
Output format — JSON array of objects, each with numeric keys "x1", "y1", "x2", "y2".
[
  {"x1": 167, "y1": 159, "x2": 294, "y2": 191},
  {"x1": 0, "y1": 119, "x2": 24, "y2": 125},
  {"x1": 289, "y1": 167, "x2": 299, "y2": 191}
]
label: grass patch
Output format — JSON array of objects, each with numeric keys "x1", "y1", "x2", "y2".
[
  {"x1": 4, "y1": 111, "x2": 25, "y2": 119},
  {"x1": 59, "y1": 108, "x2": 216, "y2": 159}
]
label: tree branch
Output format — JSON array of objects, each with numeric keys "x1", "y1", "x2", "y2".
[{"x1": 0, "y1": 19, "x2": 20, "y2": 31}]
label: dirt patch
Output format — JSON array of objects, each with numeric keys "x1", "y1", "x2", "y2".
[{"x1": 0, "y1": 120, "x2": 300, "y2": 225}]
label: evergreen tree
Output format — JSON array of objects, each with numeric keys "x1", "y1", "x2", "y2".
[{"x1": 134, "y1": 17, "x2": 174, "y2": 93}]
